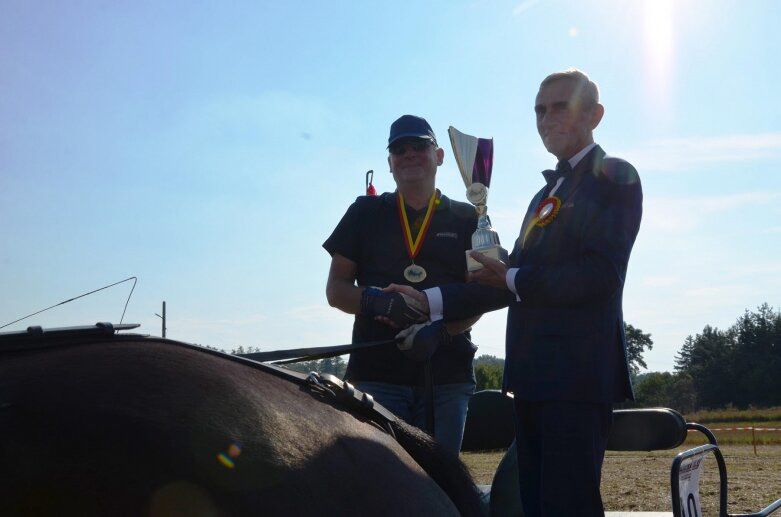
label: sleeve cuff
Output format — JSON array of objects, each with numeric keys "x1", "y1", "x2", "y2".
[
  {"x1": 506, "y1": 268, "x2": 521, "y2": 302},
  {"x1": 423, "y1": 287, "x2": 444, "y2": 322}
]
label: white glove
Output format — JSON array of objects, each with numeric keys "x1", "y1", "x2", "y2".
[
  {"x1": 396, "y1": 322, "x2": 428, "y2": 351},
  {"x1": 395, "y1": 321, "x2": 449, "y2": 361}
]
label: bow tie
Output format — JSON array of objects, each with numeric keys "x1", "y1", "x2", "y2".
[{"x1": 542, "y1": 159, "x2": 572, "y2": 186}]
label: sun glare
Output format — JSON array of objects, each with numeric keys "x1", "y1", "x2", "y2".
[
  {"x1": 643, "y1": 0, "x2": 674, "y2": 71},
  {"x1": 641, "y1": 0, "x2": 675, "y2": 116}
]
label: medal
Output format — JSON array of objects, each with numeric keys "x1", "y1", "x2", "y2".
[
  {"x1": 535, "y1": 196, "x2": 561, "y2": 227},
  {"x1": 403, "y1": 264, "x2": 427, "y2": 283},
  {"x1": 465, "y1": 182, "x2": 488, "y2": 205},
  {"x1": 397, "y1": 190, "x2": 439, "y2": 284},
  {"x1": 522, "y1": 195, "x2": 562, "y2": 247},
  {"x1": 520, "y1": 170, "x2": 569, "y2": 248}
]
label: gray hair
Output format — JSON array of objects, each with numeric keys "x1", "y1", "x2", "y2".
[{"x1": 540, "y1": 68, "x2": 600, "y2": 107}]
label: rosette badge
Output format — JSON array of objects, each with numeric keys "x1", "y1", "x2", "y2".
[{"x1": 448, "y1": 126, "x2": 509, "y2": 271}]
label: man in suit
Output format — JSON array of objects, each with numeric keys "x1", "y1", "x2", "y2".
[{"x1": 390, "y1": 69, "x2": 642, "y2": 516}]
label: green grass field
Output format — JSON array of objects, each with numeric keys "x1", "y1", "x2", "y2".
[{"x1": 684, "y1": 406, "x2": 781, "y2": 445}]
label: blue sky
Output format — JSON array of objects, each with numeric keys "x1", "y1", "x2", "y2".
[{"x1": 1, "y1": 0, "x2": 779, "y2": 373}]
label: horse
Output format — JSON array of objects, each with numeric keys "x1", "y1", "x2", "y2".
[{"x1": 0, "y1": 324, "x2": 485, "y2": 517}]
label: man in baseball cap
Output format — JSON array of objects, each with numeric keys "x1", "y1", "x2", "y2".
[
  {"x1": 323, "y1": 114, "x2": 482, "y2": 456},
  {"x1": 387, "y1": 114, "x2": 438, "y2": 147}
]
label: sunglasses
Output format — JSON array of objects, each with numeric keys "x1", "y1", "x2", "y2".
[{"x1": 389, "y1": 140, "x2": 434, "y2": 156}]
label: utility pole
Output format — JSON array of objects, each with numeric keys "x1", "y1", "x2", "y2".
[{"x1": 154, "y1": 301, "x2": 167, "y2": 338}]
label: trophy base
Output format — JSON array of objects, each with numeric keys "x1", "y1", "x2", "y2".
[{"x1": 466, "y1": 245, "x2": 509, "y2": 272}]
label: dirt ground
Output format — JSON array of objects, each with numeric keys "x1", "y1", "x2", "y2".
[{"x1": 461, "y1": 444, "x2": 781, "y2": 514}]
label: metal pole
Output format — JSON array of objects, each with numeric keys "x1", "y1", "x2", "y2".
[
  {"x1": 162, "y1": 301, "x2": 167, "y2": 338},
  {"x1": 752, "y1": 424, "x2": 757, "y2": 456}
]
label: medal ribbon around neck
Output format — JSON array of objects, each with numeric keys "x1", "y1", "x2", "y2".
[{"x1": 397, "y1": 190, "x2": 439, "y2": 281}]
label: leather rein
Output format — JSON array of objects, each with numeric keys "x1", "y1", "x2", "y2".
[{"x1": 237, "y1": 337, "x2": 399, "y2": 364}]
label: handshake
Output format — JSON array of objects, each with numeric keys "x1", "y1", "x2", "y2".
[
  {"x1": 359, "y1": 287, "x2": 447, "y2": 361},
  {"x1": 359, "y1": 287, "x2": 429, "y2": 328}
]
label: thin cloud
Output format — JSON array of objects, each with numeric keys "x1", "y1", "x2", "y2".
[
  {"x1": 618, "y1": 133, "x2": 781, "y2": 172},
  {"x1": 640, "y1": 275, "x2": 677, "y2": 287},
  {"x1": 286, "y1": 304, "x2": 346, "y2": 322},
  {"x1": 728, "y1": 262, "x2": 781, "y2": 278},
  {"x1": 174, "y1": 313, "x2": 269, "y2": 329},
  {"x1": 513, "y1": 0, "x2": 540, "y2": 16},
  {"x1": 684, "y1": 285, "x2": 750, "y2": 300},
  {"x1": 644, "y1": 192, "x2": 781, "y2": 231}
]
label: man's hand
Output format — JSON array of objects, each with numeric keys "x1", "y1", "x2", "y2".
[
  {"x1": 395, "y1": 320, "x2": 450, "y2": 361},
  {"x1": 360, "y1": 287, "x2": 427, "y2": 328},
  {"x1": 383, "y1": 284, "x2": 430, "y2": 314},
  {"x1": 468, "y1": 252, "x2": 510, "y2": 290}
]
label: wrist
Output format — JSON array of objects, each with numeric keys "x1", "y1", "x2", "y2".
[
  {"x1": 438, "y1": 321, "x2": 452, "y2": 343},
  {"x1": 423, "y1": 288, "x2": 443, "y2": 321},
  {"x1": 359, "y1": 287, "x2": 383, "y2": 317}
]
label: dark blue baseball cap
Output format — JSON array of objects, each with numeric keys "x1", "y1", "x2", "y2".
[{"x1": 387, "y1": 115, "x2": 437, "y2": 148}]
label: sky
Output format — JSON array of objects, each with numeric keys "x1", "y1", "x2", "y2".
[{"x1": 1, "y1": 0, "x2": 779, "y2": 373}]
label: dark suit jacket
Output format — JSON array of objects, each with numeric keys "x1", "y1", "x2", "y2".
[{"x1": 440, "y1": 145, "x2": 642, "y2": 403}]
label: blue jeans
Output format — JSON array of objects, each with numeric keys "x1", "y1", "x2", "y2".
[{"x1": 354, "y1": 381, "x2": 475, "y2": 456}]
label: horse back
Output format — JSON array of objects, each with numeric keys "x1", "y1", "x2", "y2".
[{"x1": 0, "y1": 337, "x2": 466, "y2": 516}]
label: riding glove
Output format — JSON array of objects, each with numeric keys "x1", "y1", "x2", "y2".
[
  {"x1": 395, "y1": 320, "x2": 450, "y2": 361},
  {"x1": 360, "y1": 287, "x2": 427, "y2": 328}
]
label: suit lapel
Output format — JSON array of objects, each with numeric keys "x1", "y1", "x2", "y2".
[
  {"x1": 510, "y1": 146, "x2": 606, "y2": 261},
  {"x1": 555, "y1": 145, "x2": 604, "y2": 201},
  {"x1": 509, "y1": 188, "x2": 547, "y2": 262}
]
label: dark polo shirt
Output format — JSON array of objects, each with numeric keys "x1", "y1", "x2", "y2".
[{"x1": 323, "y1": 192, "x2": 478, "y2": 386}]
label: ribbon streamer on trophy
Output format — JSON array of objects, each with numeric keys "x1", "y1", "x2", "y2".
[{"x1": 448, "y1": 126, "x2": 509, "y2": 271}]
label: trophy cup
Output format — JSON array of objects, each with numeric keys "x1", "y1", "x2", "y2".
[{"x1": 448, "y1": 126, "x2": 509, "y2": 271}]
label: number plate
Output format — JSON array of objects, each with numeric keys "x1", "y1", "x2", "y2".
[{"x1": 677, "y1": 452, "x2": 705, "y2": 517}]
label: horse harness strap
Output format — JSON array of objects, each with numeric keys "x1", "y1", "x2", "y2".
[
  {"x1": 236, "y1": 339, "x2": 407, "y2": 437},
  {"x1": 304, "y1": 372, "x2": 398, "y2": 437},
  {"x1": 231, "y1": 353, "x2": 400, "y2": 438}
]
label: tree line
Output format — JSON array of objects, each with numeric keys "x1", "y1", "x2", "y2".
[
  {"x1": 473, "y1": 323, "x2": 655, "y2": 393},
  {"x1": 664, "y1": 302, "x2": 779, "y2": 411},
  {"x1": 230, "y1": 303, "x2": 779, "y2": 412},
  {"x1": 475, "y1": 303, "x2": 780, "y2": 412},
  {"x1": 229, "y1": 325, "x2": 657, "y2": 398}
]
